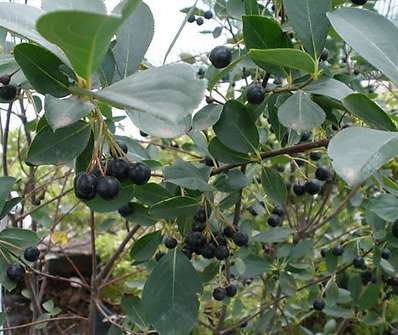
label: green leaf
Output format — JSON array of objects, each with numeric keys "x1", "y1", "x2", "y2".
[
  {"x1": 0, "y1": 228, "x2": 39, "y2": 250},
  {"x1": 323, "y1": 306, "x2": 352, "y2": 318},
  {"x1": 75, "y1": 131, "x2": 94, "y2": 173},
  {"x1": 164, "y1": 160, "x2": 213, "y2": 192},
  {"x1": 283, "y1": 0, "x2": 331, "y2": 58},
  {"x1": 342, "y1": 93, "x2": 396, "y2": 131},
  {"x1": 214, "y1": 170, "x2": 249, "y2": 193},
  {"x1": 208, "y1": 138, "x2": 252, "y2": 164},
  {"x1": 380, "y1": 258, "x2": 396, "y2": 276},
  {"x1": 0, "y1": 3, "x2": 69, "y2": 65},
  {"x1": 143, "y1": 249, "x2": 202, "y2": 335},
  {"x1": 191, "y1": 104, "x2": 223, "y2": 131},
  {"x1": 254, "y1": 227, "x2": 294, "y2": 243},
  {"x1": 0, "y1": 197, "x2": 21, "y2": 220},
  {"x1": 304, "y1": 77, "x2": 353, "y2": 101},
  {"x1": 45, "y1": 95, "x2": 94, "y2": 130},
  {"x1": 94, "y1": 64, "x2": 205, "y2": 138},
  {"x1": 150, "y1": 196, "x2": 199, "y2": 220},
  {"x1": 135, "y1": 183, "x2": 172, "y2": 205},
  {"x1": 369, "y1": 194, "x2": 398, "y2": 222},
  {"x1": 278, "y1": 91, "x2": 326, "y2": 131},
  {"x1": 261, "y1": 168, "x2": 287, "y2": 205},
  {"x1": 358, "y1": 283, "x2": 381, "y2": 310},
  {"x1": 213, "y1": 100, "x2": 259, "y2": 154},
  {"x1": 327, "y1": 127, "x2": 398, "y2": 186},
  {"x1": 14, "y1": 43, "x2": 70, "y2": 98},
  {"x1": 121, "y1": 296, "x2": 148, "y2": 329},
  {"x1": 0, "y1": 177, "x2": 16, "y2": 214},
  {"x1": 126, "y1": 203, "x2": 156, "y2": 226},
  {"x1": 27, "y1": 121, "x2": 91, "y2": 166},
  {"x1": 85, "y1": 184, "x2": 135, "y2": 213},
  {"x1": 249, "y1": 48, "x2": 316, "y2": 74},
  {"x1": 130, "y1": 231, "x2": 162, "y2": 263},
  {"x1": 113, "y1": 2, "x2": 154, "y2": 78},
  {"x1": 41, "y1": 0, "x2": 106, "y2": 13},
  {"x1": 328, "y1": 8, "x2": 398, "y2": 86}
]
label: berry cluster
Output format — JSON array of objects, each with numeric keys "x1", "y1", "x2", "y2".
[
  {"x1": 74, "y1": 142, "x2": 151, "y2": 201},
  {"x1": 6, "y1": 246, "x2": 40, "y2": 283},
  {"x1": 212, "y1": 284, "x2": 237, "y2": 301},
  {"x1": 187, "y1": 10, "x2": 213, "y2": 26}
]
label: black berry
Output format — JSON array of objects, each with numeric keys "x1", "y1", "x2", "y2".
[
  {"x1": 107, "y1": 159, "x2": 129, "y2": 181},
  {"x1": 140, "y1": 130, "x2": 148, "y2": 137},
  {"x1": 315, "y1": 166, "x2": 331, "y2": 181},
  {"x1": 155, "y1": 251, "x2": 165, "y2": 261},
  {"x1": 118, "y1": 203, "x2": 134, "y2": 217},
  {"x1": 96, "y1": 176, "x2": 120, "y2": 201},
  {"x1": 204, "y1": 10, "x2": 213, "y2": 19},
  {"x1": 215, "y1": 245, "x2": 229, "y2": 260},
  {"x1": 351, "y1": 0, "x2": 367, "y2": 5},
  {"x1": 128, "y1": 163, "x2": 151, "y2": 185},
  {"x1": 209, "y1": 46, "x2": 232, "y2": 69},
  {"x1": 233, "y1": 232, "x2": 249, "y2": 247},
  {"x1": 164, "y1": 237, "x2": 177, "y2": 249},
  {"x1": 268, "y1": 214, "x2": 281, "y2": 227},
  {"x1": 0, "y1": 85, "x2": 17, "y2": 101},
  {"x1": 310, "y1": 151, "x2": 321, "y2": 161},
  {"x1": 200, "y1": 243, "x2": 215, "y2": 259},
  {"x1": 187, "y1": 14, "x2": 196, "y2": 23},
  {"x1": 194, "y1": 208, "x2": 207, "y2": 223},
  {"x1": 185, "y1": 231, "x2": 205, "y2": 248},
  {"x1": 353, "y1": 256, "x2": 366, "y2": 269},
  {"x1": 332, "y1": 245, "x2": 344, "y2": 257},
  {"x1": 24, "y1": 247, "x2": 40, "y2": 262},
  {"x1": 293, "y1": 183, "x2": 306, "y2": 196},
  {"x1": 305, "y1": 180, "x2": 322, "y2": 195},
  {"x1": 74, "y1": 173, "x2": 97, "y2": 200},
  {"x1": 246, "y1": 84, "x2": 265, "y2": 105},
  {"x1": 6, "y1": 264, "x2": 25, "y2": 282},
  {"x1": 223, "y1": 226, "x2": 236, "y2": 239},
  {"x1": 320, "y1": 48, "x2": 329, "y2": 62},
  {"x1": 192, "y1": 219, "x2": 206, "y2": 232},
  {"x1": 272, "y1": 206, "x2": 285, "y2": 217},
  {"x1": 226, "y1": 284, "x2": 237, "y2": 297},
  {"x1": 196, "y1": 17, "x2": 204, "y2": 25},
  {"x1": 382, "y1": 248, "x2": 391, "y2": 260},
  {"x1": 313, "y1": 298, "x2": 325, "y2": 311},
  {"x1": 392, "y1": 220, "x2": 398, "y2": 238},
  {"x1": 213, "y1": 287, "x2": 226, "y2": 301},
  {"x1": 361, "y1": 270, "x2": 373, "y2": 285},
  {"x1": 321, "y1": 248, "x2": 328, "y2": 258}
]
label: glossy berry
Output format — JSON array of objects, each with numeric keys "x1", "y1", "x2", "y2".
[
  {"x1": 96, "y1": 176, "x2": 120, "y2": 201},
  {"x1": 226, "y1": 284, "x2": 237, "y2": 297},
  {"x1": 215, "y1": 245, "x2": 230, "y2": 260},
  {"x1": 192, "y1": 219, "x2": 206, "y2": 232},
  {"x1": 129, "y1": 163, "x2": 151, "y2": 185},
  {"x1": 361, "y1": 270, "x2": 374, "y2": 285},
  {"x1": 246, "y1": 84, "x2": 265, "y2": 105},
  {"x1": 268, "y1": 214, "x2": 281, "y2": 227},
  {"x1": 293, "y1": 183, "x2": 306, "y2": 196},
  {"x1": 194, "y1": 208, "x2": 207, "y2": 223},
  {"x1": 187, "y1": 14, "x2": 196, "y2": 23},
  {"x1": 353, "y1": 256, "x2": 366, "y2": 269},
  {"x1": 382, "y1": 248, "x2": 391, "y2": 260},
  {"x1": 310, "y1": 151, "x2": 322, "y2": 161},
  {"x1": 74, "y1": 173, "x2": 97, "y2": 200},
  {"x1": 182, "y1": 246, "x2": 193, "y2": 259},
  {"x1": 201, "y1": 157, "x2": 214, "y2": 167},
  {"x1": 223, "y1": 226, "x2": 235, "y2": 239},
  {"x1": 196, "y1": 17, "x2": 204, "y2": 25},
  {"x1": 0, "y1": 85, "x2": 17, "y2": 101},
  {"x1": 108, "y1": 159, "x2": 129, "y2": 181},
  {"x1": 392, "y1": 220, "x2": 398, "y2": 238},
  {"x1": 7, "y1": 264, "x2": 25, "y2": 282},
  {"x1": 155, "y1": 251, "x2": 165, "y2": 261},
  {"x1": 272, "y1": 206, "x2": 285, "y2": 217},
  {"x1": 140, "y1": 130, "x2": 148, "y2": 137},
  {"x1": 315, "y1": 166, "x2": 331, "y2": 181},
  {"x1": 164, "y1": 237, "x2": 177, "y2": 249},
  {"x1": 320, "y1": 49, "x2": 329, "y2": 62},
  {"x1": 313, "y1": 299, "x2": 325, "y2": 311},
  {"x1": 321, "y1": 248, "x2": 328, "y2": 258},
  {"x1": 209, "y1": 46, "x2": 232, "y2": 69},
  {"x1": 185, "y1": 231, "x2": 205, "y2": 248},
  {"x1": 24, "y1": 247, "x2": 40, "y2": 262},
  {"x1": 233, "y1": 232, "x2": 249, "y2": 247},
  {"x1": 0, "y1": 74, "x2": 11, "y2": 85},
  {"x1": 200, "y1": 243, "x2": 215, "y2": 259},
  {"x1": 118, "y1": 203, "x2": 134, "y2": 217},
  {"x1": 213, "y1": 287, "x2": 226, "y2": 301},
  {"x1": 351, "y1": 0, "x2": 367, "y2": 5},
  {"x1": 305, "y1": 180, "x2": 322, "y2": 195},
  {"x1": 332, "y1": 245, "x2": 344, "y2": 257},
  {"x1": 204, "y1": 10, "x2": 213, "y2": 19}
]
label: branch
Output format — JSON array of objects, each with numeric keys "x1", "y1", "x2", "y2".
[{"x1": 2, "y1": 102, "x2": 13, "y2": 176}]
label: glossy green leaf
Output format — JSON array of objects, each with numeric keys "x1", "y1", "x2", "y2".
[
  {"x1": 41, "y1": 0, "x2": 106, "y2": 13},
  {"x1": 328, "y1": 127, "x2": 398, "y2": 186},
  {"x1": 27, "y1": 121, "x2": 91, "y2": 166},
  {"x1": 342, "y1": 93, "x2": 396, "y2": 131},
  {"x1": 0, "y1": 228, "x2": 39, "y2": 250},
  {"x1": 45, "y1": 95, "x2": 94, "y2": 130},
  {"x1": 328, "y1": 8, "x2": 398, "y2": 86},
  {"x1": 358, "y1": 283, "x2": 381, "y2": 310},
  {"x1": 254, "y1": 227, "x2": 294, "y2": 243},
  {"x1": 283, "y1": 0, "x2": 331, "y2": 58},
  {"x1": 143, "y1": 249, "x2": 202, "y2": 335},
  {"x1": 130, "y1": 230, "x2": 162, "y2": 263},
  {"x1": 278, "y1": 91, "x2": 326, "y2": 131},
  {"x1": 249, "y1": 48, "x2": 316, "y2": 74},
  {"x1": 304, "y1": 77, "x2": 353, "y2": 101},
  {"x1": 213, "y1": 100, "x2": 259, "y2": 154},
  {"x1": 121, "y1": 296, "x2": 148, "y2": 329},
  {"x1": 261, "y1": 168, "x2": 287, "y2": 205},
  {"x1": 192, "y1": 104, "x2": 223, "y2": 131},
  {"x1": 0, "y1": 197, "x2": 21, "y2": 220},
  {"x1": 85, "y1": 184, "x2": 135, "y2": 213},
  {"x1": 214, "y1": 170, "x2": 249, "y2": 193},
  {"x1": 75, "y1": 131, "x2": 94, "y2": 173},
  {"x1": 135, "y1": 183, "x2": 172, "y2": 205},
  {"x1": 369, "y1": 194, "x2": 398, "y2": 222},
  {"x1": 14, "y1": 43, "x2": 70, "y2": 98},
  {"x1": 0, "y1": 177, "x2": 16, "y2": 215},
  {"x1": 150, "y1": 196, "x2": 199, "y2": 220},
  {"x1": 208, "y1": 138, "x2": 252, "y2": 164}
]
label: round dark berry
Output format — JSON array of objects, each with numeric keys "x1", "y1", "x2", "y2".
[
  {"x1": 382, "y1": 248, "x2": 391, "y2": 260},
  {"x1": 128, "y1": 163, "x2": 151, "y2": 185},
  {"x1": 247, "y1": 206, "x2": 258, "y2": 216},
  {"x1": 233, "y1": 232, "x2": 249, "y2": 247},
  {"x1": 187, "y1": 14, "x2": 196, "y2": 23},
  {"x1": 305, "y1": 180, "x2": 322, "y2": 195},
  {"x1": 139, "y1": 130, "x2": 148, "y2": 137},
  {"x1": 313, "y1": 298, "x2": 325, "y2": 311},
  {"x1": 213, "y1": 287, "x2": 226, "y2": 301},
  {"x1": 107, "y1": 159, "x2": 129, "y2": 181},
  {"x1": 6, "y1": 264, "x2": 25, "y2": 282},
  {"x1": 204, "y1": 10, "x2": 213, "y2": 19},
  {"x1": 310, "y1": 151, "x2": 322, "y2": 161},
  {"x1": 300, "y1": 132, "x2": 311, "y2": 143},
  {"x1": 226, "y1": 284, "x2": 237, "y2": 297},
  {"x1": 223, "y1": 226, "x2": 236, "y2": 239},
  {"x1": 293, "y1": 183, "x2": 306, "y2": 196},
  {"x1": 246, "y1": 84, "x2": 265, "y2": 105},
  {"x1": 0, "y1": 74, "x2": 11, "y2": 85},
  {"x1": 118, "y1": 203, "x2": 134, "y2": 217},
  {"x1": 320, "y1": 48, "x2": 329, "y2": 62},
  {"x1": 321, "y1": 248, "x2": 328, "y2": 258},
  {"x1": 209, "y1": 46, "x2": 232, "y2": 69},
  {"x1": 24, "y1": 247, "x2": 40, "y2": 262},
  {"x1": 0, "y1": 85, "x2": 17, "y2": 101},
  {"x1": 215, "y1": 245, "x2": 230, "y2": 260},
  {"x1": 332, "y1": 245, "x2": 344, "y2": 257},
  {"x1": 185, "y1": 231, "x2": 205, "y2": 248},
  {"x1": 182, "y1": 246, "x2": 193, "y2": 259},
  {"x1": 206, "y1": 96, "x2": 215, "y2": 104},
  {"x1": 392, "y1": 220, "x2": 398, "y2": 238},
  {"x1": 200, "y1": 243, "x2": 215, "y2": 259},
  {"x1": 353, "y1": 256, "x2": 366, "y2": 269},
  {"x1": 240, "y1": 321, "x2": 248, "y2": 328},
  {"x1": 351, "y1": 0, "x2": 367, "y2": 5},
  {"x1": 315, "y1": 166, "x2": 331, "y2": 181},
  {"x1": 354, "y1": 69, "x2": 360, "y2": 75},
  {"x1": 155, "y1": 251, "x2": 165, "y2": 261},
  {"x1": 196, "y1": 17, "x2": 204, "y2": 25},
  {"x1": 272, "y1": 206, "x2": 284, "y2": 217},
  {"x1": 194, "y1": 208, "x2": 207, "y2": 223},
  {"x1": 361, "y1": 270, "x2": 373, "y2": 285},
  {"x1": 268, "y1": 214, "x2": 281, "y2": 227},
  {"x1": 192, "y1": 219, "x2": 206, "y2": 232},
  {"x1": 164, "y1": 237, "x2": 177, "y2": 249},
  {"x1": 96, "y1": 176, "x2": 120, "y2": 201},
  {"x1": 74, "y1": 173, "x2": 97, "y2": 200},
  {"x1": 201, "y1": 157, "x2": 214, "y2": 167}
]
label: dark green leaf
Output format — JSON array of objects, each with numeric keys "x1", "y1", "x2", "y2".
[
  {"x1": 261, "y1": 168, "x2": 287, "y2": 205},
  {"x1": 150, "y1": 197, "x2": 199, "y2": 220},
  {"x1": 130, "y1": 231, "x2": 162, "y2": 263}
]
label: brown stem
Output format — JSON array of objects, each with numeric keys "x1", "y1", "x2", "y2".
[{"x1": 88, "y1": 211, "x2": 97, "y2": 335}]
